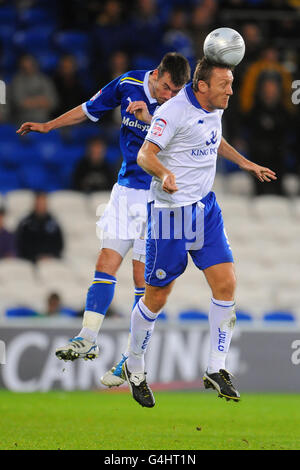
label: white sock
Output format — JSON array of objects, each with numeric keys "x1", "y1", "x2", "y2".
[
  {"x1": 78, "y1": 311, "x2": 105, "y2": 343},
  {"x1": 207, "y1": 297, "x2": 236, "y2": 374},
  {"x1": 127, "y1": 299, "x2": 158, "y2": 373}
]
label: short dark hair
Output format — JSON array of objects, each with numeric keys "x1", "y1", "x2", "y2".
[
  {"x1": 192, "y1": 57, "x2": 234, "y2": 92},
  {"x1": 157, "y1": 52, "x2": 191, "y2": 87}
]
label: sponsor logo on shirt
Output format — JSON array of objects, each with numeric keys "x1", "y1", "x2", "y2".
[
  {"x1": 206, "y1": 130, "x2": 218, "y2": 146},
  {"x1": 151, "y1": 118, "x2": 167, "y2": 137},
  {"x1": 122, "y1": 116, "x2": 150, "y2": 133}
]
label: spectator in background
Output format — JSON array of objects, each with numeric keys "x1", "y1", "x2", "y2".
[
  {"x1": 190, "y1": 0, "x2": 217, "y2": 60},
  {"x1": 0, "y1": 207, "x2": 16, "y2": 258},
  {"x1": 72, "y1": 137, "x2": 115, "y2": 193},
  {"x1": 16, "y1": 192, "x2": 64, "y2": 263},
  {"x1": 45, "y1": 292, "x2": 62, "y2": 316},
  {"x1": 239, "y1": 46, "x2": 294, "y2": 115},
  {"x1": 162, "y1": 8, "x2": 196, "y2": 68},
  {"x1": 52, "y1": 55, "x2": 86, "y2": 117},
  {"x1": 245, "y1": 77, "x2": 292, "y2": 195},
  {"x1": 10, "y1": 54, "x2": 58, "y2": 126}
]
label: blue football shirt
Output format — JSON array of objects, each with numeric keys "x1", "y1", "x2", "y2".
[{"x1": 82, "y1": 70, "x2": 159, "y2": 190}]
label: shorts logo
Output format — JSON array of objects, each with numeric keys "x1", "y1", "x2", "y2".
[
  {"x1": 156, "y1": 268, "x2": 166, "y2": 280},
  {"x1": 151, "y1": 118, "x2": 167, "y2": 137}
]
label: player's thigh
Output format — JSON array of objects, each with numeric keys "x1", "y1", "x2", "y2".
[{"x1": 203, "y1": 262, "x2": 236, "y2": 300}]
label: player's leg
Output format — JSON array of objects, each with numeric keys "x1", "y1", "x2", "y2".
[
  {"x1": 124, "y1": 282, "x2": 174, "y2": 408},
  {"x1": 189, "y1": 192, "x2": 240, "y2": 401},
  {"x1": 100, "y1": 257, "x2": 146, "y2": 387},
  {"x1": 55, "y1": 244, "x2": 130, "y2": 361}
]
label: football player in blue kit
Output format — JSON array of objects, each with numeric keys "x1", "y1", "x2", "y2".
[
  {"x1": 17, "y1": 53, "x2": 191, "y2": 367},
  {"x1": 119, "y1": 58, "x2": 277, "y2": 407}
]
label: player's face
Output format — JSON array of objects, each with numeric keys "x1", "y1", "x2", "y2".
[
  {"x1": 206, "y1": 68, "x2": 234, "y2": 110},
  {"x1": 152, "y1": 71, "x2": 183, "y2": 105}
]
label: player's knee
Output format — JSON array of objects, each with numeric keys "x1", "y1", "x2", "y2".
[
  {"x1": 213, "y1": 275, "x2": 236, "y2": 300},
  {"x1": 95, "y1": 248, "x2": 122, "y2": 276},
  {"x1": 132, "y1": 260, "x2": 145, "y2": 288}
]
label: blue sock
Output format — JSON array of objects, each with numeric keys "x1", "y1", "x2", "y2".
[
  {"x1": 132, "y1": 287, "x2": 145, "y2": 310},
  {"x1": 85, "y1": 271, "x2": 117, "y2": 315}
]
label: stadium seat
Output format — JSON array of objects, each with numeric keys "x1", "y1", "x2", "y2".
[
  {"x1": 0, "y1": 259, "x2": 35, "y2": 283},
  {"x1": 0, "y1": 168, "x2": 21, "y2": 193},
  {"x1": 65, "y1": 124, "x2": 104, "y2": 145},
  {"x1": 226, "y1": 171, "x2": 255, "y2": 196},
  {"x1": 263, "y1": 311, "x2": 296, "y2": 323},
  {"x1": 53, "y1": 31, "x2": 90, "y2": 53},
  {"x1": 18, "y1": 7, "x2": 56, "y2": 28},
  {"x1": 178, "y1": 310, "x2": 208, "y2": 321},
  {"x1": 282, "y1": 174, "x2": 300, "y2": 197},
  {"x1": 13, "y1": 27, "x2": 54, "y2": 52},
  {"x1": 5, "y1": 189, "x2": 35, "y2": 218},
  {"x1": 88, "y1": 191, "x2": 111, "y2": 216},
  {"x1": 236, "y1": 311, "x2": 253, "y2": 322},
  {"x1": 5, "y1": 307, "x2": 38, "y2": 317},
  {"x1": 251, "y1": 196, "x2": 292, "y2": 221},
  {"x1": 219, "y1": 195, "x2": 251, "y2": 220},
  {"x1": 48, "y1": 191, "x2": 88, "y2": 216},
  {"x1": 157, "y1": 311, "x2": 168, "y2": 321},
  {"x1": 36, "y1": 258, "x2": 78, "y2": 284},
  {"x1": 33, "y1": 50, "x2": 60, "y2": 74},
  {"x1": 0, "y1": 6, "x2": 17, "y2": 26}
]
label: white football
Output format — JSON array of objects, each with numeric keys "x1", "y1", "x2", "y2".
[{"x1": 203, "y1": 27, "x2": 245, "y2": 67}]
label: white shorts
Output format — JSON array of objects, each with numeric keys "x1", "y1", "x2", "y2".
[{"x1": 96, "y1": 183, "x2": 148, "y2": 259}]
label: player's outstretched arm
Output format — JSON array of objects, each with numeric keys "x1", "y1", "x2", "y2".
[
  {"x1": 218, "y1": 137, "x2": 277, "y2": 183},
  {"x1": 126, "y1": 101, "x2": 152, "y2": 124},
  {"x1": 16, "y1": 105, "x2": 87, "y2": 136},
  {"x1": 137, "y1": 140, "x2": 178, "y2": 194}
]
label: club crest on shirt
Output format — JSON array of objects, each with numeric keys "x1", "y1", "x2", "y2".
[{"x1": 151, "y1": 118, "x2": 167, "y2": 137}]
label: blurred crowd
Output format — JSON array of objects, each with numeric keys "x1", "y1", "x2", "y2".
[
  {"x1": 0, "y1": 0, "x2": 300, "y2": 318},
  {"x1": 0, "y1": 0, "x2": 299, "y2": 196}
]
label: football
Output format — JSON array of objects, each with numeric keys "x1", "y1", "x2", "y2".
[{"x1": 203, "y1": 27, "x2": 245, "y2": 67}]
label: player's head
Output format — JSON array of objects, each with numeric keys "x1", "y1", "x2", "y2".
[
  {"x1": 150, "y1": 52, "x2": 191, "y2": 104},
  {"x1": 192, "y1": 57, "x2": 234, "y2": 111}
]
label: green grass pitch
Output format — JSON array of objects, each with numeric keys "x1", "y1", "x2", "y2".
[{"x1": 0, "y1": 389, "x2": 300, "y2": 450}]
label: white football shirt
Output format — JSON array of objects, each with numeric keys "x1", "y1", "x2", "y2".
[{"x1": 145, "y1": 83, "x2": 223, "y2": 207}]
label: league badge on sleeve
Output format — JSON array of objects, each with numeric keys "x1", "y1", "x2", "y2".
[{"x1": 151, "y1": 118, "x2": 167, "y2": 137}]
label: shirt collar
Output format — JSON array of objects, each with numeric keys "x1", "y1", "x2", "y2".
[
  {"x1": 144, "y1": 71, "x2": 158, "y2": 104},
  {"x1": 185, "y1": 82, "x2": 211, "y2": 113}
]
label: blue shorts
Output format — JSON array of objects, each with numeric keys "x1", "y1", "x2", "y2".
[{"x1": 145, "y1": 192, "x2": 234, "y2": 287}]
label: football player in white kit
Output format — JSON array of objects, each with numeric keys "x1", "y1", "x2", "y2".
[
  {"x1": 118, "y1": 58, "x2": 276, "y2": 407},
  {"x1": 17, "y1": 53, "x2": 191, "y2": 367}
]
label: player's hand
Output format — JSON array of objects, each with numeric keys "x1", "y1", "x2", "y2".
[
  {"x1": 162, "y1": 173, "x2": 178, "y2": 194},
  {"x1": 126, "y1": 101, "x2": 152, "y2": 124},
  {"x1": 16, "y1": 122, "x2": 50, "y2": 136},
  {"x1": 241, "y1": 161, "x2": 277, "y2": 183}
]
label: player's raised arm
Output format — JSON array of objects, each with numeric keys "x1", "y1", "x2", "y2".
[
  {"x1": 16, "y1": 104, "x2": 87, "y2": 136},
  {"x1": 137, "y1": 140, "x2": 178, "y2": 194},
  {"x1": 218, "y1": 136, "x2": 277, "y2": 183}
]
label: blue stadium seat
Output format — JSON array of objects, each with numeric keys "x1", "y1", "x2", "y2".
[
  {"x1": 18, "y1": 7, "x2": 57, "y2": 28},
  {"x1": 157, "y1": 312, "x2": 168, "y2": 321},
  {"x1": 54, "y1": 31, "x2": 90, "y2": 54},
  {"x1": 13, "y1": 27, "x2": 54, "y2": 52},
  {"x1": 236, "y1": 311, "x2": 253, "y2": 322},
  {"x1": 178, "y1": 310, "x2": 208, "y2": 321},
  {"x1": 66, "y1": 124, "x2": 104, "y2": 145},
  {"x1": 0, "y1": 26, "x2": 16, "y2": 45},
  {"x1": 106, "y1": 146, "x2": 121, "y2": 165},
  {"x1": 33, "y1": 50, "x2": 60, "y2": 73},
  {"x1": 0, "y1": 167, "x2": 21, "y2": 193},
  {"x1": 0, "y1": 6, "x2": 17, "y2": 26},
  {"x1": 0, "y1": 124, "x2": 18, "y2": 141},
  {"x1": 6, "y1": 307, "x2": 38, "y2": 317},
  {"x1": 263, "y1": 311, "x2": 296, "y2": 323},
  {"x1": 19, "y1": 164, "x2": 51, "y2": 191},
  {"x1": 60, "y1": 308, "x2": 79, "y2": 317}
]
